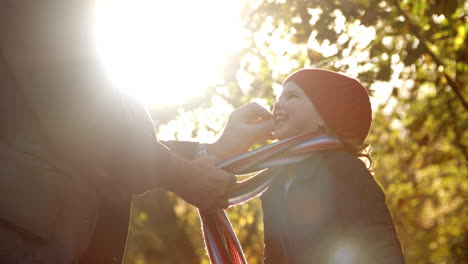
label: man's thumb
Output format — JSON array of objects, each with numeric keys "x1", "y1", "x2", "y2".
[{"x1": 247, "y1": 120, "x2": 274, "y2": 140}]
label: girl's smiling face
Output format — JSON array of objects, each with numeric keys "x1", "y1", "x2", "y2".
[{"x1": 273, "y1": 81, "x2": 326, "y2": 140}]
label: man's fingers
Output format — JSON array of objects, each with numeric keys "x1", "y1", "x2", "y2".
[
  {"x1": 237, "y1": 102, "x2": 272, "y2": 122},
  {"x1": 246, "y1": 120, "x2": 275, "y2": 140},
  {"x1": 217, "y1": 198, "x2": 230, "y2": 209},
  {"x1": 225, "y1": 173, "x2": 237, "y2": 186},
  {"x1": 224, "y1": 175, "x2": 237, "y2": 194},
  {"x1": 209, "y1": 168, "x2": 236, "y2": 190},
  {"x1": 223, "y1": 175, "x2": 237, "y2": 197}
]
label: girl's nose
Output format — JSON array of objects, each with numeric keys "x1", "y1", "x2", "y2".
[{"x1": 273, "y1": 99, "x2": 283, "y2": 112}]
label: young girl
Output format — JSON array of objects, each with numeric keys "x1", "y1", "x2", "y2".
[
  {"x1": 259, "y1": 68, "x2": 405, "y2": 263},
  {"x1": 200, "y1": 68, "x2": 405, "y2": 264}
]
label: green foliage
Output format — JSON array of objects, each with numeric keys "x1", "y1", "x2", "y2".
[{"x1": 126, "y1": 0, "x2": 467, "y2": 263}]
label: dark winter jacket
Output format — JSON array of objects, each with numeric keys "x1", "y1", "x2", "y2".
[{"x1": 260, "y1": 151, "x2": 405, "y2": 264}]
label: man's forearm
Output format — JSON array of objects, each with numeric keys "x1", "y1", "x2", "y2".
[{"x1": 160, "y1": 140, "x2": 199, "y2": 160}]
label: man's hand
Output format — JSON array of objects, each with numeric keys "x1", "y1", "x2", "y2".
[
  {"x1": 162, "y1": 154, "x2": 236, "y2": 210},
  {"x1": 208, "y1": 102, "x2": 274, "y2": 159}
]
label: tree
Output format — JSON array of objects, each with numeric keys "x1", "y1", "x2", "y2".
[{"x1": 125, "y1": 0, "x2": 467, "y2": 263}]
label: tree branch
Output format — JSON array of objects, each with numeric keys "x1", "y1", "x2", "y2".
[{"x1": 391, "y1": 0, "x2": 468, "y2": 110}]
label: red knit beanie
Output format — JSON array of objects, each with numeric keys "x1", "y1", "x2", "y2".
[{"x1": 283, "y1": 68, "x2": 372, "y2": 144}]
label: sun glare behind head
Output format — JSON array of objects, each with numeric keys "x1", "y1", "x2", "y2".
[{"x1": 94, "y1": 0, "x2": 243, "y2": 106}]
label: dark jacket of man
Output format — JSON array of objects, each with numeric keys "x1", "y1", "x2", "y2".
[
  {"x1": 0, "y1": 52, "x2": 199, "y2": 263},
  {"x1": 260, "y1": 151, "x2": 406, "y2": 264}
]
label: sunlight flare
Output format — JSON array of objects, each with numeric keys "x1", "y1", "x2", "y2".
[{"x1": 94, "y1": 0, "x2": 244, "y2": 106}]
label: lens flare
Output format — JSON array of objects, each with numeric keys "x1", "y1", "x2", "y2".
[{"x1": 94, "y1": 0, "x2": 243, "y2": 106}]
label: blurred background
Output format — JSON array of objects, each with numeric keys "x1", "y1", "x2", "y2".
[{"x1": 94, "y1": 0, "x2": 467, "y2": 263}]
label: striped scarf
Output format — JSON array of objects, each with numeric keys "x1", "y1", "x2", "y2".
[{"x1": 199, "y1": 132, "x2": 343, "y2": 264}]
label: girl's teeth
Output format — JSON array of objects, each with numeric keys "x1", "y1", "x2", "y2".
[{"x1": 275, "y1": 115, "x2": 287, "y2": 122}]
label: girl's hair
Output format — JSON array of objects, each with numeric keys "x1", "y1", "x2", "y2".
[
  {"x1": 343, "y1": 140, "x2": 373, "y2": 171},
  {"x1": 322, "y1": 126, "x2": 373, "y2": 171}
]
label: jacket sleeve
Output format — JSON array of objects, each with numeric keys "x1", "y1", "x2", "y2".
[
  {"x1": 285, "y1": 153, "x2": 405, "y2": 264},
  {"x1": 160, "y1": 141, "x2": 199, "y2": 160},
  {"x1": 7, "y1": 54, "x2": 196, "y2": 197}
]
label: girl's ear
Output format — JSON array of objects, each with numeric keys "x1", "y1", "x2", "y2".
[
  {"x1": 316, "y1": 114, "x2": 327, "y2": 129},
  {"x1": 317, "y1": 124, "x2": 327, "y2": 133}
]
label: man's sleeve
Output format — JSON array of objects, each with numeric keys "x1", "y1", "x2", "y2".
[
  {"x1": 7, "y1": 55, "x2": 189, "y2": 196},
  {"x1": 160, "y1": 141, "x2": 199, "y2": 160}
]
